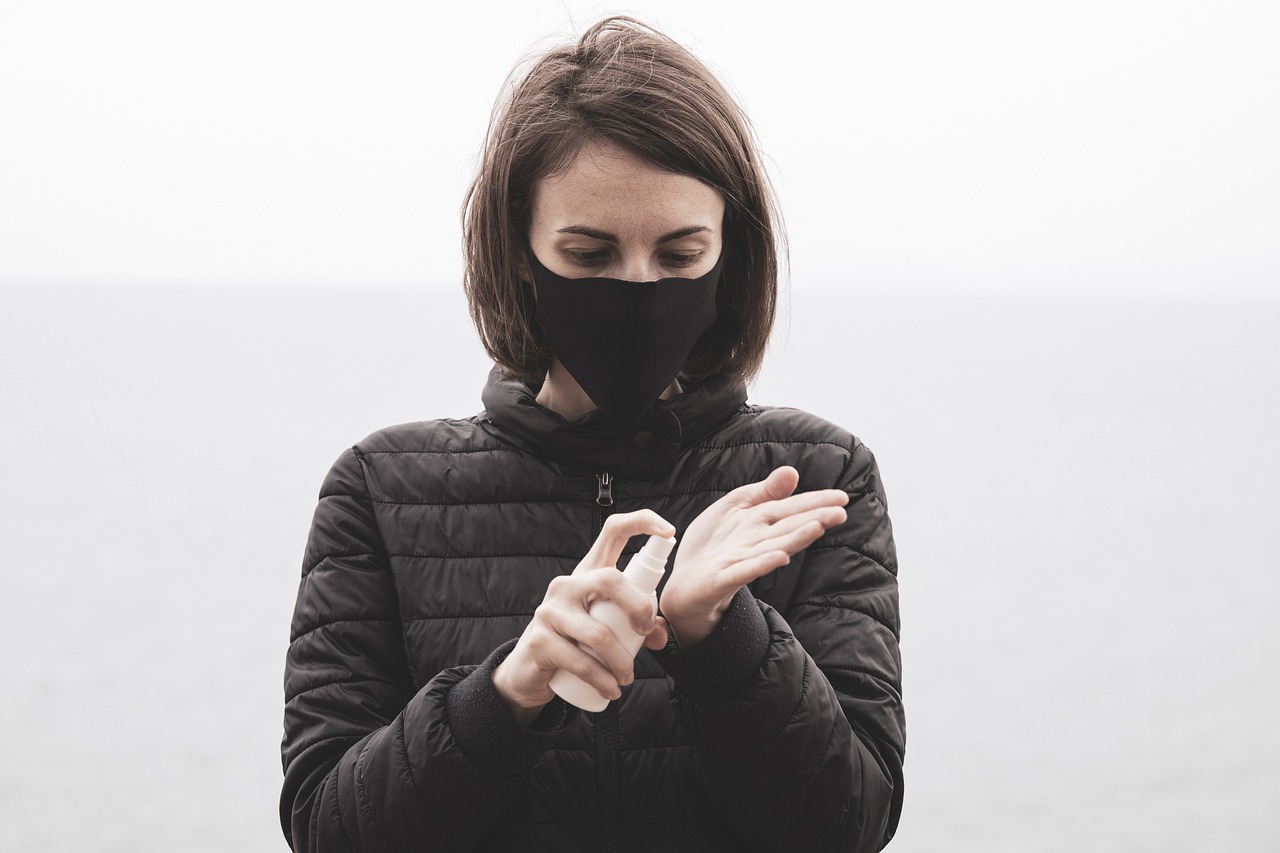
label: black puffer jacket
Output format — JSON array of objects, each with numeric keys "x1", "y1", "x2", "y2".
[{"x1": 281, "y1": 367, "x2": 904, "y2": 852}]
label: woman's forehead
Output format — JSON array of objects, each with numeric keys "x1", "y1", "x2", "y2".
[{"x1": 533, "y1": 140, "x2": 725, "y2": 235}]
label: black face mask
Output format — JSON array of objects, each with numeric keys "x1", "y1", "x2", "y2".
[{"x1": 529, "y1": 249, "x2": 725, "y2": 424}]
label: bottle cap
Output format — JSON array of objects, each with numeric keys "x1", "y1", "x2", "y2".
[
  {"x1": 639, "y1": 534, "x2": 677, "y2": 564},
  {"x1": 622, "y1": 534, "x2": 676, "y2": 593}
]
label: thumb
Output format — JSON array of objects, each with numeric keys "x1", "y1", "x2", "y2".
[
  {"x1": 732, "y1": 465, "x2": 800, "y2": 507},
  {"x1": 642, "y1": 615, "x2": 671, "y2": 651}
]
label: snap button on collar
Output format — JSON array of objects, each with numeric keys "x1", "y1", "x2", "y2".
[{"x1": 633, "y1": 430, "x2": 655, "y2": 450}]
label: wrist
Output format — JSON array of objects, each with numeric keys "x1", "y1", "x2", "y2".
[
  {"x1": 650, "y1": 588, "x2": 772, "y2": 704},
  {"x1": 491, "y1": 659, "x2": 546, "y2": 728},
  {"x1": 662, "y1": 596, "x2": 732, "y2": 650}
]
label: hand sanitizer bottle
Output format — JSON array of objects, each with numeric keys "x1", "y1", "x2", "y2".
[{"x1": 549, "y1": 534, "x2": 676, "y2": 712}]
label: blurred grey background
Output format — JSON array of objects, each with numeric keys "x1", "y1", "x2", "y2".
[{"x1": 2, "y1": 2, "x2": 1277, "y2": 851}]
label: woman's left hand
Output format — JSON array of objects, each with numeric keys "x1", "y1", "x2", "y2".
[{"x1": 653, "y1": 466, "x2": 849, "y2": 650}]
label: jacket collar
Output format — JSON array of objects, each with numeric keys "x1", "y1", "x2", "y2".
[{"x1": 478, "y1": 365, "x2": 748, "y2": 480}]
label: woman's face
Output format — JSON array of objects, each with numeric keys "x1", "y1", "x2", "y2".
[{"x1": 528, "y1": 139, "x2": 726, "y2": 282}]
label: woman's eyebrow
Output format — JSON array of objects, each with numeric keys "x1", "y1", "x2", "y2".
[{"x1": 555, "y1": 225, "x2": 713, "y2": 244}]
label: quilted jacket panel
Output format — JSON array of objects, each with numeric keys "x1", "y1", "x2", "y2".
[{"x1": 281, "y1": 370, "x2": 904, "y2": 852}]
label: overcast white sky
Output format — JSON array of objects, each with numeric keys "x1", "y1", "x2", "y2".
[{"x1": 1, "y1": 1, "x2": 1276, "y2": 296}]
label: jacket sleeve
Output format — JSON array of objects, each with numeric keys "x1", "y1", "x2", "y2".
[
  {"x1": 280, "y1": 447, "x2": 577, "y2": 852},
  {"x1": 650, "y1": 439, "x2": 904, "y2": 852}
]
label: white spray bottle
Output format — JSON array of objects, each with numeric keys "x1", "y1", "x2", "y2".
[{"x1": 549, "y1": 534, "x2": 676, "y2": 712}]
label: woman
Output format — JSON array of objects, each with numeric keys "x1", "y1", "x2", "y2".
[{"x1": 281, "y1": 16, "x2": 904, "y2": 853}]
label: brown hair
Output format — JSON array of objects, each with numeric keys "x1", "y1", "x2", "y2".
[{"x1": 462, "y1": 15, "x2": 783, "y2": 386}]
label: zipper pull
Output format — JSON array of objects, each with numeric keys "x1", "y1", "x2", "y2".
[{"x1": 596, "y1": 471, "x2": 614, "y2": 507}]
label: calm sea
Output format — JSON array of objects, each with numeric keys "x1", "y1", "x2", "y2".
[{"x1": 2, "y1": 285, "x2": 1277, "y2": 851}]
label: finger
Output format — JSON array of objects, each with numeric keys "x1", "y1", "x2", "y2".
[
  {"x1": 547, "y1": 568, "x2": 657, "y2": 637},
  {"x1": 549, "y1": 605, "x2": 639, "y2": 685},
  {"x1": 759, "y1": 505, "x2": 847, "y2": 540},
  {"x1": 597, "y1": 568, "x2": 659, "y2": 635},
  {"x1": 726, "y1": 466, "x2": 799, "y2": 508},
  {"x1": 754, "y1": 517, "x2": 834, "y2": 559},
  {"x1": 581, "y1": 509, "x2": 676, "y2": 572},
  {"x1": 538, "y1": 631, "x2": 623, "y2": 700},
  {"x1": 755, "y1": 488, "x2": 849, "y2": 524},
  {"x1": 716, "y1": 549, "x2": 792, "y2": 594}
]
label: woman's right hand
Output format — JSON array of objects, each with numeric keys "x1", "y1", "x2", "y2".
[{"x1": 491, "y1": 510, "x2": 676, "y2": 726}]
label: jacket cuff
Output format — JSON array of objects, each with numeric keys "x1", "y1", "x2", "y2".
[
  {"x1": 445, "y1": 638, "x2": 578, "y2": 777},
  {"x1": 651, "y1": 587, "x2": 771, "y2": 704}
]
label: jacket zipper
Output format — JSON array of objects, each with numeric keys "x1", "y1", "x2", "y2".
[
  {"x1": 593, "y1": 470, "x2": 620, "y2": 853},
  {"x1": 596, "y1": 470, "x2": 614, "y2": 508}
]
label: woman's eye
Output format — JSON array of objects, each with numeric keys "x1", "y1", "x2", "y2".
[
  {"x1": 561, "y1": 249, "x2": 703, "y2": 270},
  {"x1": 663, "y1": 252, "x2": 701, "y2": 268},
  {"x1": 565, "y1": 249, "x2": 610, "y2": 266}
]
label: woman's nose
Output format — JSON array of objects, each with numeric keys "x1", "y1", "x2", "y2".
[{"x1": 614, "y1": 254, "x2": 659, "y2": 282}]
